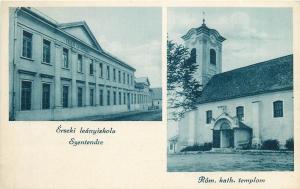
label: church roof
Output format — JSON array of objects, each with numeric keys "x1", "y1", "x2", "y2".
[{"x1": 197, "y1": 54, "x2": 293, "y2": 104}]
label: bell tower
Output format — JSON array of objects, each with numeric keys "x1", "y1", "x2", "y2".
[{"x1": 181, "y1": 15, "x2": 226, "y2": 88}]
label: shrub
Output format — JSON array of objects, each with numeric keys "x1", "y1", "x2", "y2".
[
  {"x1": 181, "y1": 142, "x2": 212, "y2": 152},
  {"x1": 261, "y1": 139, "x2": 280, "y2": 150},
  {"x1": 285, "y1": 138, "x2": 294, "y2": 151}
]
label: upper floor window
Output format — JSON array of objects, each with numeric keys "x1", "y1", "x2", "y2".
[
  {"x1": 42, "y1": 39, "x2": 51, "y2": 63},
  {"x1": 89, "y1": 59, "x2": 94, "y2": 75},
  {"x1": 131, "y1": 75, "x2": 133, "y2": 85},
  {"x1": 123, "y1": 72, "x2": 125, "y2": 84},
  {"x1": 206, "y1": 110, "x2": 212, "y2": 124},
  {"x1": 236, "y1": 106, "x2": 244, "y2": 121},
  {"x1": 127, "y1": 74, "x2": 129, "y2": 85},
  {"x1": 106, "y1": 66, "x2": 110, "y2": 80},
  {"x1": 273, "y1": 101, "x2": 283, "y2": 117},
  {"x1": 190, "y1": 48, "x2": 196, "y2": 63},
  {"x1": 99, "y1": 63, "x2": 103, "y2": 78},
  {"x1": 118, "y1": 71, "x2": 121, "y2": 83},
  {"x1": 22, "y1": 31, "x2": 32, "y2": 59},
  {"x1": 210, "y1": 49, "x2": 216, "y2": 65},
  {"x1": 113, "y1": 68, "x2": 116, "y2": 82},
  {"x1": 62, "y1": 48, "x2": 69, "y2": 68},
  {"x1": 77, "y1": 54, "x2": 83, "y2": 73}
]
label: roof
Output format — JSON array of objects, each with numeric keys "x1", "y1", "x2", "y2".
[
  {"x1": 197, "y1": 54, "x2": 293, "y2": 104},
  {"x1": 151, "y1": 88, "x2": 162, "y2": 100},
  {"x1": 19, "y1": 7, "x2": 136, "y2": 71},
  {"x1": 182, "y1": 23, "x2": 226, "y2": 42},
  {"x1": 135, "y1": 77, "x2": 150, "y2": 85},
  {"x1": 234, "y1": 122, "x2": 252, "y2": 131}
]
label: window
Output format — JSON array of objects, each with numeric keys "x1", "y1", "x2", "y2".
[
  {"x1": 90, "y1": 89, "x2": 94, "y2": 106},
  {"x1": 210, "y1": 49, "x2": 216, "y2": 65},
  {"x1": 113, "y1": 91, "x2": 116, "y2": 105},
  {"x1": 21, "y1": 81, "x2": 32, "y2": 110},
  {"x1": 22, "y1": 31, "x2": 32, "y2": 58},
  {"x1": 170, "y1": 143, "x2": 173, "y2": 150},
  {"x1": 62, "y1": 48, "x2": 69, "y2": 68},
  {"x1": 77, "y1": 87, "x2": 83, "y2": 107},
  {"x1": 113, "y1": 68, "x2": 116, "y2": 82},
  {"x1": 77, "y1": 54, "x2": 83, "y2": 73},
  {"x1": 99, "y1": 89, "x2": 103, "y2": 106},
  {"x1": 123, "y1": 93, "x2": 126, "y2": 104},
  {"x1": 123, "y1": 72, "x2": 125, "y2": 84},
  {"x1": 43, "y1": 39, "x2": 51, "y2": 63},
  {"x1": 89, "y1": 59, "x2": 94, "y2": 75},
  {"x1": 99, "y1": 63, "x2": 103, "y2": 77},
  {"x1": 134, "y1": 94, "x2": 136, "y2": 104},
  {"x1": 118, "y1": 71, "x2": 121, "y2": 83},
  {"x1": 119, "y1": 92, "x2": 122, "y2": 105},
  {"x1": 273, "y1": 101, "x2": 283, "y2": 117},
  {"x1": 62, "y1": 86, "x2": 69, "y2": 108},
  {"x1": 131, "y1": 75, "x2": 133, "y2": 85},
  {"x1": 127, "y1": 74, "x2": 129, "y2": 84},
  {"x1": 42, "y1": 83, "x2": 50, "y2": 109},
  {"x1": 107, "y1": 90, "x2": 110, "y2": 105},
  {"x1": 236, "y1": 106, "x2": 244, "y2": 121},
  {"x1": 106, "y1": 66, "x2": 110, "y2": 80},
  {"x1": 206, "y1": 110, "x2": 212, "y2": 124},
  {"x1": 190, "y1": 48, "x2": 196, "y2": 63}
]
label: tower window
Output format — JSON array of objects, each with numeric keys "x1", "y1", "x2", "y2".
[
  {"x1": 210, "y1": 49, "x2": 216, "y2": 65},
  {"x1": 190, "y1": 48, "x2": 196, "y2": 63}
]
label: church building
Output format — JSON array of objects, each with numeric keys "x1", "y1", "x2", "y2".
[{"x1": 169, "y1": 19, "x2": 293, "y2": 152}]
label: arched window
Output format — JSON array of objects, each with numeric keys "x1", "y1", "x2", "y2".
[
  {"x1": 190, "y1": 48, "x2": 196, "y2": 63},
  {"x1": 273, "y1": 101, "x2": 283, "y2": 117},
  {"x1": 210, "y1": 49, "x2": 216, "y2": 65}
]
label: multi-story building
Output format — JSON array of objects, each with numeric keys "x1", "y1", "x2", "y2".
[{"x1": 9, "y1": 7, "x2": 152, "y2": 120}]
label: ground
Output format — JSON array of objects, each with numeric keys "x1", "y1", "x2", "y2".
[
  {"x1": 66, "y1": 110, "x2": 162, "y2": 121},
  {"x1": 167, "y1": 152, "x2": 294, "y2": 172}
]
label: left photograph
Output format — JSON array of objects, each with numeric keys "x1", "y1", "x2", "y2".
[{"x1": 9, "y1": 7, "x2": 162, "y2": 121}]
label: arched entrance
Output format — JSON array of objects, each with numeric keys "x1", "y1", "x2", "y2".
[{"x1": 213, "y1": 119, "x2": 234, "y2": 148}]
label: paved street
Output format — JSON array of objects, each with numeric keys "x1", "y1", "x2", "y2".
[
  {"x1": 99, "y1": 110, "x2": 162, "y2": 121},
  {"x1": 168, "y1": 151, "x2": 294, "y2": 172}
]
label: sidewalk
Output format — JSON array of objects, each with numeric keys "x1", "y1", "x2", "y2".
[{"x1": 64, "y1": 110, "x2": 158, "y2": 121}]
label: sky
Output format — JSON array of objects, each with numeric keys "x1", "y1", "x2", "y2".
[
  {"x1": 167, "y1": 7, "x2": 292, "y2": 138},
  {"x1": 36, "y1": 7, "x2": 162, "y2": 87},
  {"x1": 168, "y1": 7, "x2": 292, "y2": 72}
]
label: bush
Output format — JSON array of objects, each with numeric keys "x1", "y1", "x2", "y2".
[
  {"x1": 285, "y1": 138, "x2": 294, "y2": 151},
  {"x1": 181, "y1": 142, "x2": 212, "y2": 152},
  {"x1": 261, "y1": 139, "x2": 280, "y2": 150}
]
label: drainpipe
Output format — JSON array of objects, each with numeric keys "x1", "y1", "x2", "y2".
[{"x1": 11, "y1": 7, "x2": 20, "y2": 121}]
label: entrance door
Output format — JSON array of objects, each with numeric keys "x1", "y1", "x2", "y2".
[{"x1": 213, "y1": 130, "x2": 220, "y2": 148}]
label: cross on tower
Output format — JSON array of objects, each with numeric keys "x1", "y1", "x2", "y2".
[{"x1": 202, "y1": 11, "x2": 205, "y2": 25}]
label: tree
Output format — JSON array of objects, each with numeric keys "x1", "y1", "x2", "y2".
[{"x1": 167, "y1": 40, "x2": 202, "y2": 120}]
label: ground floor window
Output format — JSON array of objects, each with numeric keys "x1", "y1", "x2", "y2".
[
  {"x1": 119, "y1": 92, "x2": 122, "y2": 105},
  {"x1": 113, "y1": 91, "x2": 116, "y2": 105},
  {"x1": 42, "y1": 83, "x2": 50, "y2": 109},
  {"x1": 21, "y1": 80, "x2": 32, "y2": 110},
  {"x1": 107, "y1": 90, "x2": 110, "y2": 105},
  {"x1": 170, "y1": 143, "x2": 173, "y2": 150},
  {"x1": 123, "y1": 93, "x2": 126, "y2": 104},
  {"x1": 62, "y1": 86, "x2": 69, "y2": 108},
  {"x1": 77, "y1": 87, "x2": 83, "y2": 107},
  {"x1": 99, "y1": 90, "x2": 103, "y2": 106},
  {"x1": 90, "y1": 89, "x2": 94, "y2": 106},
  {"x1": 206, "y1": 110, "x2": 212, "y2": 124},
  {"x1": 273, "y1": 100, "x2": 283, "y2": 117}
]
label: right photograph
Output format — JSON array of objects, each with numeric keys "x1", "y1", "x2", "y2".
[{"x1": 167, "y1": 7, "x2": 294, "y2": 172}]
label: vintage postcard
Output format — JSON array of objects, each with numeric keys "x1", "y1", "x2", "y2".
[{"x1": 0, "y1": 1, "x2": 300, "y2": 189}]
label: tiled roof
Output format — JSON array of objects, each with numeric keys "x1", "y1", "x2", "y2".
[{"x1": 197, "y1": 55, "x2": 293, "y2": 104}]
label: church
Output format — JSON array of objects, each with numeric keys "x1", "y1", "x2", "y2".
[{"x1": 168, "y1": 19, "x2": 293, "y2": 153}]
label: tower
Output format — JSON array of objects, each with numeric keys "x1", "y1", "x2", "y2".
[{"x1": 181, "y1": 16, "x2": 226, "y2": 88}]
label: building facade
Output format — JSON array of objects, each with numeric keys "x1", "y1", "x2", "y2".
[
  {"x1": 9, "y1": 7, "x2": 152, "y2": 120},
  {"x1": 169, "y1": 20, "x2": 293, "y2": 152}
]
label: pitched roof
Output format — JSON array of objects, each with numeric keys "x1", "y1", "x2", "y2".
[{"x1": 197, "y1": 54, "x2": 293, "y2": 104}]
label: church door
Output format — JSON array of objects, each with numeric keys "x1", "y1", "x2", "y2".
[{"x1": 213, "y1": 130, "x2": 220, "y2": 148}]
